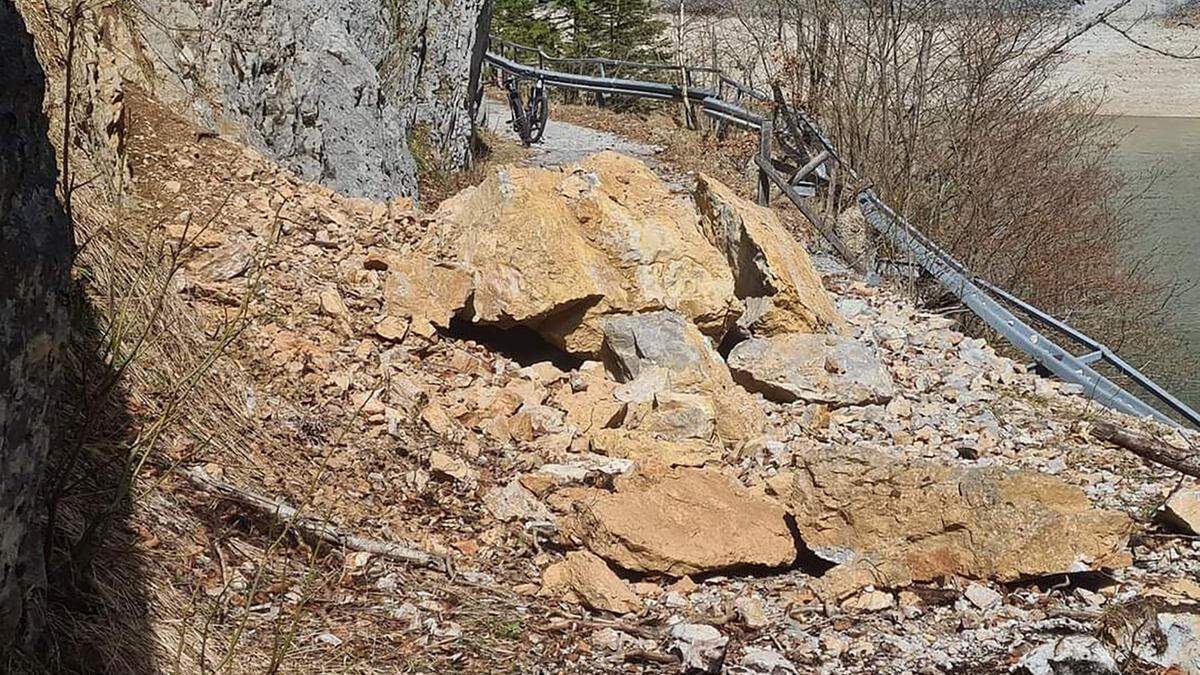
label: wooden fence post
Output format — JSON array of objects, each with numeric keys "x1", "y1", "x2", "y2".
[{"x1": 757, "y1": 120, "x2": 773, "y2": 206}]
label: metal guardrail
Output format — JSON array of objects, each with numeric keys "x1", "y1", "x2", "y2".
[{"x1": 481, "y1": 38, "x2": 1200, "y2": 431}]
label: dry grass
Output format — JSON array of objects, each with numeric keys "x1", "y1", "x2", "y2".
[{"x1": 25, "y1": 82, "x2": 609, "y2": 673}]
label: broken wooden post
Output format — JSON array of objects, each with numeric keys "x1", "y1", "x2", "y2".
[{"x1": 757, "y1": 119, "x2": 773, "y2": 206}]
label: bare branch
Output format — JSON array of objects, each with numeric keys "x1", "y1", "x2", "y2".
[{"x1": 1099, "y1": 18, "x2": 1200, "y2": 59}]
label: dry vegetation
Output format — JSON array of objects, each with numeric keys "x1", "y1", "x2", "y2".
[{"x1": 671, "y1": 0, "x2": 1179, "y2": 352}]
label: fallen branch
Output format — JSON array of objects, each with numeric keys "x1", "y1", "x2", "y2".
[
  {"x1": 178, "y1": 465, "x2": 453, "y2": 573},
  {"x1": 1089, "y1": 421, "x2": 1200, "y2": 479},
  {"x1": 623, "y1": 648, "x2": 679, "y2": 665}
]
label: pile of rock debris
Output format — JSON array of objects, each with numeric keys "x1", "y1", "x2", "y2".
[{"x1": 142, "y1": 92, "x2": 1199, "y2": 672}]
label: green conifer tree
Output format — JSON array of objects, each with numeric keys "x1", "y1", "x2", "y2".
[{"x1": 492, "y1": 0, "x2": 561, "y2": 53}]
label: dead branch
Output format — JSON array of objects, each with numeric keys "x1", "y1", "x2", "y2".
[
  {"x1": 178, "y1": 465, "x2": 453, "y2": 573},
  {"x1": 1099, "y1": 19, "x2": 1200, "y2": 59},
  {"x1": 623, "y1": 648, "x2": 679, "y2": 665},
  {"x1": 1024, "y1": 0, "x2": 1133, "y2": 74},
  {"x1": 1089, "y1": 421, "x2": 1200, "y2": 479}
]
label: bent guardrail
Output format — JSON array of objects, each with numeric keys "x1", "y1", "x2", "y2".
[{"x1": 480, "y1": 37, "x2": 1200, "y2": 431}]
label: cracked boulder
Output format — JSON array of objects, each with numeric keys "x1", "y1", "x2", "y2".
[
  {"x1": 430, "y1": 152, "x2": 737, "y2": 355},
  {"x1": 727, "y1": 333, "x2": 894, "y2": 406},
  {"x1": 784, "y1": 449, "x2": 1132, "y2": 598},
  {"x1": 380, "y1": 254, "x2": 473, "y2": 337},
  {"x1": 602, "y1": 310, "x2": 766, "y2": 447},
  {"x1": 564, "y1": 467, "x2": 796, "y2": 576},
  {"x1": 695, "y1": 173, "x2": 842, "y2": 337}
]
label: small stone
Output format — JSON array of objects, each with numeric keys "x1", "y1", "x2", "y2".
[
  {"x1": 841, "y1": 589, "x2": 894, "y2": 612},
  {"x1": 663, "y1": 591, "x2": 688, "y2": 609},
  {"x1": 1014, "y1": 636, "x2": 1118, "y2": 675},
  {"x1": 164, "y1": 179, "x2": 182, "y2": 193},
  {"x1": 734, "y1": 595, "x2": 770, "y2": 629},
  {"x1": 964, "y1": 583, "x2": 1002, "y2": 609},
  {"x1": 374, "y1": 316, "x2": 409, "y2": 342},
  {"x1": 539, "y1": 550, "x2": 640, "y2": 615},
  {"x1": 483, "y1": 480, "x2": 555, "y2": 523},
  {"x1": 739, "y1": 647, "x2": 798, "y2": 674},
  {"x1": 429, "y1": 451, "x2": 474, "y2": 482},
  {"x1": 318, "y1": 287, "x2": 349, "y2": 319},
  {"x1": 667, "y1": 623, "x2": 728, "y2": 674},
  {"x1": 1161, "y1": 490, "x2": 1200, "y2": 535}
]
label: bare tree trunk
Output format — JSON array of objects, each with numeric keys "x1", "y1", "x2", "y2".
[{"x1": 0, "y1": 0, "x2": 74, "y2": 655}]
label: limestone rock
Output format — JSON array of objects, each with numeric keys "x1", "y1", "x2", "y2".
[
  {"x1": 695, "y1": 173, "x2": 842, "y2": 336},
  {"x1": 727, "y1": 333, "x2": 894, "y2": 406},
  {"x1": 549, "y1": 364, "x2": 624, "y2": 436},
  {"x1": 601, "y1": 310, "x2": 725, "y2": 383},
  {"x1": 602, "y1": 312, "x2": 766, "y2": 446},
  {"x1": 382, "y1": 255, "x2": 472, "y2": 337},
  {"x1": 568, "y1": 468, "x2": 796, "y2": 576},
  {"x1": 1161, "y1": 490, "x2": 1200, "y2": 535},
  {"x1": 668, "y1": 623, "x2": 728, "y2": 674},
  {"x1": 739, "y1": 647, "x2": 799, "y2": 675},
  {"x1": 1014, "y1": 636, "x2": 1119, "y2": 675},
  {"x1": 131, "y1": 0, "x2": 484, "y2": 199},
  {"x1": 431, "y1": 152, "x2": 737, "y2": 354},
  {"x1": 483, "y1": 480, "x2": 555, "y2": 524},
  {"x1": 588, "y1": 429, "x2": 713, "y2": 468},
  {"x1": 539, "y1": 550, "x2": 641, "y2": 615},
  {"x1": 190, "y1": 240, "x2": 253, "y2": 281},
  {"x1": 786, "y1": 449, "x2": 1132, "y2": 591}
]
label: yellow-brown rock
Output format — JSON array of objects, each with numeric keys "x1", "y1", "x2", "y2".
[
  {"x1": 602, "y1": 311, "x2": 766, "y2": 447},
  {"x1": 431, "y1": 152, "x2": 737, "y2": 354},
  {"x1": 695, "y1": 174, "x2": 842, "y2": 336},
  {"x1": 539, "y1": 550, "x2": 641, "y2": 615},
  {"x1": 567, "y1": 468, "x2": 796, "y2": 576},
  {"x1": 381, "y1": 254, "x2": 473, "y2": 337},
  {"x1": 785, "y1": 449, "x2": 1132, "y2": 591},
  {"x1": 588, "y1": 428, "x2": 714, "y2": 468}
]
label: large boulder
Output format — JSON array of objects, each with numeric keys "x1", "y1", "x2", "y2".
[
  {"x1": 431, "y1": 152, "x2": 738, "y2": 355},
  {"x1": 783, "y1": 449, "x2": 1132, "y2": 597},
  {"x1": 601, "y1": 311, "x2": 766, "y2": 446},
  {"x1": 380, "y1": 254, "x2": 473, "y2": 337},
  {"x1": 695, "y1": 174, "x2": 842, "y2": 336},
  {"x1": 565, "y1": 468, "x2": 796, "y2": 576},
  {"x1": 727, "y1": 333, "x2": 894, "y2": 406}
]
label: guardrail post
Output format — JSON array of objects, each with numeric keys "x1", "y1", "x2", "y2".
[
  {"x1": 597, "y1": 63, "x2": 607, "y2": 108},
  {"x1": 757, "y1": 120, "x2": 772, "y2": 206}
]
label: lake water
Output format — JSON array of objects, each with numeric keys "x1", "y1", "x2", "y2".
[{"x1": 1109, "y1": 115, "x2": 1200, "y2": 413}]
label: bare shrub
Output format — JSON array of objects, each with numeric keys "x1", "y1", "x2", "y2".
[{"x1": 682, "y1": 0, "x2": 1177, "y2": 348}]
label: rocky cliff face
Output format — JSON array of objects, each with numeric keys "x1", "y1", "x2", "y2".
[
  {"x1": 0, "y1": 1, "x2": 73, "y2": 653},
  {"x1": 130, "y1": 0, "x2": 487, "y2": 199}
]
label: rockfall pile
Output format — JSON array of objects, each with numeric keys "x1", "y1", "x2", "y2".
[{"x1": 55, "y1": 85, "x2": 1200, "y2": 671}]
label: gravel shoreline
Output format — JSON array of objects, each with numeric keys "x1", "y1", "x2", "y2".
[{"x1": 1056, "y1": 3, "x2": 1200, "y2": 117}]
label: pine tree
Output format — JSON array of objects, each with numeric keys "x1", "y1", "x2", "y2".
[
  {"x1": 492, "y1": 0, "x2": 561, "y2": 53},
  {"x1": 565, "y1": 0, "x2": 666, "y2": 61},
  {"x1": 578, "y1": 0, "x2": 672, "y2": 60},
  {"x1": 493, "y1": 0, "x2": 668, "y2": 62}
]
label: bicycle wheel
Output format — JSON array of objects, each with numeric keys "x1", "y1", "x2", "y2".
[{"x1": 528, "y1": 93, "x2": 549, "y2": 144}]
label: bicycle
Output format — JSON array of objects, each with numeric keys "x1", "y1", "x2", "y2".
[{"x1": 503, "y1": 74, "x2": 549, "y2": 146}]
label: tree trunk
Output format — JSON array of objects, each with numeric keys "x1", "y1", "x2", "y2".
[{"x1": 0, "y1": 0, "x2": 74, "y2": 654}]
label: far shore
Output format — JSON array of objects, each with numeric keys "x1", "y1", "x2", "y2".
[{"x1": 1054, "y1": 18, "x2": 1198, "y2": 118}]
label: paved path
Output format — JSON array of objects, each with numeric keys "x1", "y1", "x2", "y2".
[{"x1": 481, "y1": 98, "x2": 658, "y2": 168}]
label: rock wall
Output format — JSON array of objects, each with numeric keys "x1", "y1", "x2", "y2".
[
  {"x1": 0, "y1": 0, "x2": 74, "y2": 652},
  {"x1": 128, "y1": 0, "x2": 488, "y2": 199}
]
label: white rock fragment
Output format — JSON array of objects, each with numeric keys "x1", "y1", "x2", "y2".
[
  {"x1": 964, "y1": 583, "x2": 1003, "y2": 610},
  {"x1": 668, "y1": 623, "x2": 728, "y2": 674},
  {"x1": 1013, "y1": 635, "x2": 1118, "y2": 675},
  {"x1": 736, "y1": 647, "x2": 799, "y2": 674}
]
